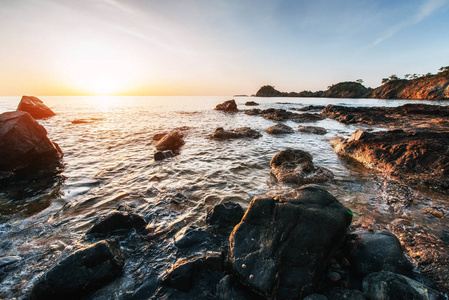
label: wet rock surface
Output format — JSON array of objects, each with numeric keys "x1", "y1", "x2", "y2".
[
  {"x1": 229, "y1": 185, "x2": 352, "y2": 299},
  {"x1": 0, "y1": 111, "x2": 63, "y2": 172},
  {"x1": 298, "y1": 125, "x2": 327, "y2": 135},
  {"x1": 206, "y1": 201, "x2": 244, "y2": 233},
  {"x1": 266, "y1": 123, "x2": 294, "y2": 134},
  {"x1": 215, "y1": 99, "x2": 238, "y2": 112},
  {"x1": 86, "y1": 207, "x2": 146, "y2": 235},
  {"x1": 331, "y1": 129, "x2": 449, "y2": 192},
  {"x1": 155, "y1": 131, "x2": 185, "y2": 153},
  {"x1": 30, "y1": 240, "x2": 124, "y2": 300},
  {"x1": 212, "y1": 127, "x2": 262, "y2": 139},
  {"x1": 154, "y1": 150, "x2": 174, "y2": 161},
  {"x1": 16, "y1": 96, "x2": 55, "y2": 119},
  {"x1": 270, "y1": 149, "x2": 334, "y2": 184}
]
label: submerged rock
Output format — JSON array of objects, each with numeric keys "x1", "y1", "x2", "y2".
[
  {"x1": 86, "y1": 209, "x2": 146, "y2": 235},
  {"x1": 30, "y1": 240, "x2": 124, "y2": 300},
  {"x1": 17, "y1": 95, "x2": 55, "y2": 119},
  {"x1": 362, "y1": 271, "x2": 442, "y2": 300},
  {"x1": 229, "y1": 185, "x2": 352, "y2": 299},
  {"x1": 215, "y1": 99, "x2": 238, "y2": 112},
  {"x1": 298, "y1": 125, "x2": 327, "y2": 135},
  {"x1": 155, "y1": 131, "x2": 185, "y2": 153},
  {"x1": 331, "y1": 129, "x2": 449, "y2": 192},
  {"x1": 343, "y1": 231, "x2": 413, "y2": 278},
  {"x1": 266, "y1": 123, "x2": 294, "y2": 134},
  {"x1": 270, "y1": 149, "x2": 334, "y2": 184},
  {"x1": 154, "y1": 150, "x2": 174, "y2": 161},
  {"x1": 0, "y1": 111, "x2": 63, "y2": 172},
  {"x1": 212, "y1": 127, "x2": 261, "y2": 139}
]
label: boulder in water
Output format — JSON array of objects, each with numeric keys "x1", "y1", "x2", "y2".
[
  {"x1": 212, "y1": 127, "x2": 261, "y2": 139},
  {"x1": 215, "y1": 99, "x2": 238, "y2": 112},
  {"x1": 298, "y1": 125, "x2": 327, "y2": 135},
  {"x1": 30, "y1": 240, "x2": 124, "y2": 300},
  {"x1": 266, "y1": 123, "x2": 294, "y2": 134},
  {"x1": 0, "y1": 111, "x2": 63, "y2": 172},
  {"x1": 154, "y1": 150, "x2": 174, "y2": 161},
  {"x1": 17, "y1": 96, "x2": 55, "y2": 119},
  {"x1": 155, "y1": 131, "x2": 185, "y2": 153},
  {"x1": 229, "y1": 185, "x2": 352, "y2": 299},
  {"x1": 86, "y1": 209, "x2": 146, "y2": 235},
  {"x1": 270, "y1": 149, "x2": 334, "y2": 184}
]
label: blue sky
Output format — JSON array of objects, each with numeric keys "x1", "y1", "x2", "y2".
[{"x1": 0, "y1": 0, "x2": 448, "y2": 95}]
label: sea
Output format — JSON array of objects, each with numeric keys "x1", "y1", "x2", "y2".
[{"x1": 0, "y1": 96, "x2": 448, "y2": 298}]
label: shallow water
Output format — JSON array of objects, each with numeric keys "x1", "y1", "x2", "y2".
[{"x1": 0, "y1": 96, "x2": 448, "y2": 298}]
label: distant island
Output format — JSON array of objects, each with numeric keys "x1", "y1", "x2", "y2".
[{"x1": 256, "y1": 66, "x2": 449, "y2": 100}]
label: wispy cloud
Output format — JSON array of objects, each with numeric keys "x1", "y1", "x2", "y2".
[{"x1": 373, "y1": 0, "x2": 449, "y2": 46}]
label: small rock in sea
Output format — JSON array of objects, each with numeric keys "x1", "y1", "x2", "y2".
[
  {"x1": 174, "y1": 225, "x2": 212, "y2": 249},
  {"x1": 343, "y1": 231, "x2": 413, "y2": 277},
  {"x1": 298, "y1": 125, "x2": 327, "y2": 135},
  {"x1": 0, "y1": 111, "x2": 63, "y2": 172},
  {"x1": 211, "y1": 127, "x2": 261, "y2": 139},
  {"x1": 206, "y1": 202, "x2": 244, "y2": 232},
  {"x1": 30, "y1": 240, "x2": 124, "y2": 300},
  {"x1": 155, "y1": 131, "x2": 185, "y2": 153},
  {"x1": 229, "y1": 185, "x2": 352, "y2": 299},
  {"x1": 161, "y1": 252, "x2": 224, "y2": 292},
  {"x1": 154, "y1": 150, "x2": 174, "y2": 161},
  {"x1": 215, "y1": 99, "x2": 238, "y2": 112},
  {"x1": 270, "y1": 149, "x2": 334, "y2": 184},
  {"x1": 87, "y1": 209, "x2": 146, "y2": 235},
  {"x1": 293, "y1": 113, "x2": 324, "y2": 122},
  {"x1": 17, "y1": 95, "x2": 55, "y2": 119},
  {"x1": 362, "y1": 271, "x2": 442, "y2": 300},
  {"x1": 245, "y1": 101, "x2": 259, "y2": 106},
  {"x1": 266, "y1": 123, "x2": 294, "y2": 134}
]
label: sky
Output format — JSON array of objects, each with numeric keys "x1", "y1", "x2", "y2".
[{"x1": 0, "y1": 0, "x2": 448, "y2": 96}]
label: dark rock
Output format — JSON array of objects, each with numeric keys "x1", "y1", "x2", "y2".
[
  {"x1": 343, "y1": 231, "x2": 413, "y2": 278},
  {"x1": 212, "y1": 127, "x2": 261, "y2": 139},
  {"x1": 362, "y1": 271, "x2": 442, "y2": 300},
  {"x1": 0, "y1": 111, "x2": 63, "y2": 172},
  {"x1": 206, "y1": 202, "x2": 245, "y2": 232},
  {"x1": 245, "y1": 101, "x2": 259, "y2": 106},
  {"x1": 266, "y1": 123, "x2": 294, "y2": 134},
  {"x1": 155, "y1": 131, "x2": 184, "y2": 153},
  {"x1": 216, "y1": 275, "x2": 248, "y2": 300},
  {"x1": 30, "y1": 240, "x2": 124, "y2": 300},
  {"x1": 331, "y1": 129, "x2": 449, "y2": 192},
  {"x1": 297, "y1": 105, "x2": 326, "y2": 112},
  {"x1": 16, "y1": 95, "x2": 55, "y2": 119},
  {"x1": 270, "y1": 149, "x2": 334, "y2": 184},
  {"x1": 161, "y1": 252, "x2": 224, "y2": 292},
  {"x1": 154, "y1": 150, "x2": 174, "y2": 161},
  {"x1": 321, "y1": 105, "x2": 392, "y2": 125},
  {"x1": 298, "y1": 125, "x2": 327, "y2": 135},
  {"x1": 174, "y1": 225, "x2": 212, "y2": 249},
  {"x1": 87, "y1": 210, "x2": 146, "y2": 235},
  {"x1": 256, "y1": 85, "x2": 283, "y2": 97},
  {"x1": 304, "y1": 294, "x2": 328, "y2": 300},
  {"x1": 215, "y1": 99, "x2": 238, "y2": 112},
  {"x1": 328, "y1": 288, "x2": 366, "y2": 300},
  {"x1": 263, "y1": 109, "x2": 299, "y2": 121},
  {"x1": 229, "y1": 185, "x2": 353, "y2": 299},
  {"x1": 293, "y1": 113, "x2": 324, "y2": 122}
]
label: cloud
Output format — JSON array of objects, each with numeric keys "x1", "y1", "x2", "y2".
[{"x1": 372, "y1": 0, "x2": 449, "y2": 46}]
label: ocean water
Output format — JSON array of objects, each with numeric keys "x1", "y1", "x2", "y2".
[{"x1": 0, "y1": 96, "x2": 448, "y2": 298}]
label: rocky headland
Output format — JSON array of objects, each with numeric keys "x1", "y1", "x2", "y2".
[{"x1": 256, "y1": 66, "x2": 449, "y2": 100}]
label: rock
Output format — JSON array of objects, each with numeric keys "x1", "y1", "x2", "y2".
[
  {"x1": 161, "y1": 252, "x2": 224, "y2": 292},
  {"x1": 16, "y1": 96, "x2": 55, "y2": 119},
  {"x1": 322, "y1": 82, "x2": 369, "y2": 98},
  {"x1": 293, "y1": 113, "x2": 324, "y2": 122},
  {"x1": 229, "y1": 185, "x2": 353, "y2": 299},
  {"x1": 211, "y1": 127, "x2": 261, "y2": 139},
  {"x1": 174, "y1": 225, "x2": 212, "y2": 249},
  {"x1": 270, "y1": 149, "x2": 334, "y2": 184},
  {"x1": 297, "y1": 105, "x2": 326, "y2": 112},
  {"x1": 0, "y1": 256, "x2": 21, "y2": 268},
  {"x1": 331, "y1": 129, "x2": 449, "y2": 192},
  {"x1": 87, "y1": 209, "x2": 146, "y2": 235},
  {"x1": 362, "y1": 271, "x2": 442, "y2": 300},
  {"x1": 245, "y1": 101, "x2": 259, "y2": 106},
  {"x1": 154, "y1": 150, "x2": 174, "y2": 161},
  {"x1": 298, "y1": 125, "x2": 327, "y2": 135},
  {"x1": 206, "y1": 202, "x2": 245, "y2": 232},
  {"x1": 215, "y1": 99, "x2": 238, "y2": 112},
  {"x1": 155, "y1": 131, "x2": 184, "y2": 153},
  {"x1": 0, "y1": 111, "x2": 63, "y2": 172},
  {"x1": 30, "y1": 240, "x2": 124, "y2": 300},
  {"x1": 256, "y1": 85, "x2": 283, "y2": 97},
  {"x1": 343, "y1": 231, "x2": 413, "y2": 278},
  {"x1": 216, "y1": 275, "x2": 247, "y2": 300},
  {"x1": 266, "y1": 123, "x2": 294, "y2": 134},
  {"x1": 152, "y1": 132, "x2": 168, "y2": 141},
  {"x1": 304, "y1": 294, "x2": 328, "y2": 300},
  {"x1": 263, "y1": 109, "x2": 300, "y2": 121},
  {"x1": 328, "y1": 271, "x2": 342, "y2": 281},
  {"x1": 328, "y1": 288, "x2": 366, "y2": 300}
]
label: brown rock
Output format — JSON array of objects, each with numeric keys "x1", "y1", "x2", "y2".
[
  {"x1": 17, "y1": 96, "x2": 55, "y2": 119},
  {"x1": 212, "y1": 127, "x2": 261, "y2": 139},
  {"x1": 155, "y1": 131, "x2": 184, "y2": 153}
]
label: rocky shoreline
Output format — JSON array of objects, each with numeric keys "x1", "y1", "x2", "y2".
[{"x1": 1, "y1": 97, "x2": 448, "y2": 299}]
